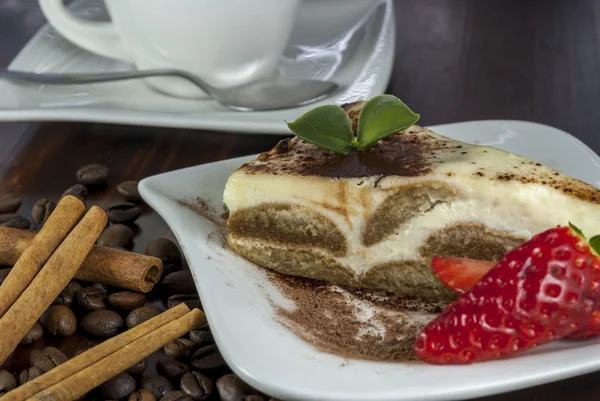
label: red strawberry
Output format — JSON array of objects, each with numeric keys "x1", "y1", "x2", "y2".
[
  {"x1": 415, "y1": 224, "x2": 600, "y2": 364},
  {"x1": 431, "y1": 257, "x2": 495, "y2": 294},
  {"x1": 566, "y1": 310, "x2": 600, "y2": 339},
  {"x1": 432, "y1": 256, "x2": 600, "y2": 339}
]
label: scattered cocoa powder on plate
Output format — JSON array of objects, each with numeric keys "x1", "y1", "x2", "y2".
[
  {"x1": 269, "y1": 273, "x2": 446, "y2": 362},
  {"x1": 176, "y1": 197, "x2": 228, "y2": 231}
]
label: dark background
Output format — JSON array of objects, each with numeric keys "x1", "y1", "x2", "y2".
[{"x1": 1, "y1": 1, "x2": 600, "y2": 400}]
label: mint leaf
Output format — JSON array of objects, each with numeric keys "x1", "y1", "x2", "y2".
[
  {"x1": 569, "y1": 222, "x2": 585, "y2": 238},
  {"x1": 286, "y1": 95, "x2": 420, "y2": 153},
  {"x1": 356, "y1": 95, "x2": 420, "y2": 150},
  {"x1": 286, "y1": 105, "x2": 354, "y2": 154},
  {"x1": 589, "y1": 235, "x2": 600, "y2": 256}
]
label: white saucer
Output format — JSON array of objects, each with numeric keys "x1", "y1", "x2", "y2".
[
  {"x1": 0, "y1": 0, "x2": 394, "y2": 134},
  {"x1": 139, "y1": 120, "x2": 600, "y2": 401}
]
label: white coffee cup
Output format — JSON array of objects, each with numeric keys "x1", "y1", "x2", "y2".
[{"x1": 38, "y1": 0, "x2": 301, "y2": 98}]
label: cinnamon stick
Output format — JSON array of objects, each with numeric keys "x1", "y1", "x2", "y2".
[
  {"x1": 0, "y1": 196, "x2": 85, "y2": 318},
  {"x1": 30, "y1": 309, "x2": 206, "y2": 401},
  {"x1": 0, "y1": 227, "x2": 162, "y2": 292},
  {"x1": 0, "y1": 206, "x2": 107, "y2": 365},
  {"x1": 1, "y1": 303, "x2": 191, "y2": 401}
]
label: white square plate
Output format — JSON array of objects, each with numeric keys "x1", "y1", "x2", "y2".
[{"x1": 139, "y1": 120, "x2": 600, "y2": 401}]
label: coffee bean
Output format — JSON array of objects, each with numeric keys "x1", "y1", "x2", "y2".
[
  {"x1": 0, "y1": 213, "x2": 19, "y2": 224},
  {"x1": 76, "y1": 163, "x2": 109, "y2": 185},
  {"x1": 156, "y1": 358, "x2": 191, "y2": 381},
  {"x1": 81, "y1": 310, "x2": 123, "y2": 337},
  {"x1": 30, "y1": 346, "x2": 68, "y2": 373},
  {"x1": 164, "y1": 338, "x2": 196, "y2": 360},
  {"x1": 32, "y1": 198, "x2": 56, "y2": 225},
  {"x1": 108, "y1": 291, "x2": 146, "y2": 310},
  {"x1": 180, "y1": 371, "x2": 213, "y2": 401},
  {"x1": 189, "y1": 328, "x2": 214, "y2": 346},
  {"x1": 146, "y1": 238, "x2": 182, "y2": 267},
  {"x1": 20, "y1": 321, "x2": 43, "y2": 344},
  {"x1": 161, "y1": 264, "x2": 180, "y2": 280},
  {"x1": 40, "y1": 305, "x2": 77, "y2": 337},
  {"x1": 191, "y1": 345, "x2": 226, "y2": 370},
  {"x1": 160, "y1": 391, "x2": 193, "y2": 401},
  {"x1": 161, "y1": 271, "x2": 196, "y2": 295},
  {"x1": 118, "y1": 181, "x2": 143, "y2": 203},
  {"x1": 107, "y1": 203, "x2": 141, "y2": 224},
  {"x1": 77, "y1": 286, "x2": 107, "y2": 311},
  {"x1": 126, "y1": 306, "x2": 162, "y2": 329},
  {"x1": 126, "y1": 357, "x2": 148, "y2": 375},
  {"x1": 0, "y1": 194, "x2": 21, "y2": 214},
  {"x1": 95, "y1": 283, "x2": 111, "y2": 292},
  {"x1": 100, "y1": 372, "x2": 136, "y2": 400},
  {"x1": 98, "y1": 224, "x2": 135, "y2": 248},
  {"x1": 129, "y1": 389, "x2": 156, "y2": 401},
  {"x1": 216, "y1": 374, "x2": 254, "y2": 401},
  {"x1": 0, "y1": 370, "x2": 16, "y2": 395},
  {"x1": 0, "y1": 268, "x2": 11, "y2": 286},
  {"x1": 167, "y1": 294, "x2": 202, "y2": 311},
  {"x1": 18, "y1": 365, "x2": 44, "y2": 385},
  {"x1": 0, "y1": 214, "x2": 30, "y2": 229},
  {"x1": 140, "y1": 375, "x2": 174, "y2": 399},
  {"x1": 53, "y1": 281, "x2": 82, "y2": 307},
  {"x1": 62, "y1": 184, "x2": 88, "y2": 201}
]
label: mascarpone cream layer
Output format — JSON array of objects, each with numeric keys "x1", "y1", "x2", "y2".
[
  {"x1": 224, "y1": 173, "x2": 600, "y2": 277},
  {"x1": 224, "y1": 127, "x2": 600, "y2": 277}
]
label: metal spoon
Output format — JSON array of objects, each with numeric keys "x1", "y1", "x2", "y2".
[{"x1": 0, "y1": 68, "x2": 339, "y2": 111}]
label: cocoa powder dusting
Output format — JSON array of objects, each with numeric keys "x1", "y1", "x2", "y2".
[
  {"x1": 176, "y1": 197, "x2": 228, "y2": 232},
  {"x1": 269, "y1": 273, "x2": 446, "y2": 362}
]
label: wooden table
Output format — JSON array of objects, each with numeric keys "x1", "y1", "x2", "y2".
[{"x1": 1, "y1": 1, "x2": 600, "y2": 400}]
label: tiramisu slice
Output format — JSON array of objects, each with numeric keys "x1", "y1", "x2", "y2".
[{"x1": 223, "y1": 101, "x2": 600, "y2": 301}]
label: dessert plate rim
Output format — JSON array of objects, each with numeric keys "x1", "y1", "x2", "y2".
[{"x1": 139, "y1": 119, "x2": 600, "y2": 401}]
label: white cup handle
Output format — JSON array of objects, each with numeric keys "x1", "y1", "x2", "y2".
[{"x1": 38, "y1": 0, "x2": 131, "y2": 61}]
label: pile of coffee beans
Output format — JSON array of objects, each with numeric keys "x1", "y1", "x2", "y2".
[
  {"x1": 0, "y1": 164, "x2": 277, "y2": 401},
  {"x1": 0, "y1": 194, "x2": 27, "y2": 229}
]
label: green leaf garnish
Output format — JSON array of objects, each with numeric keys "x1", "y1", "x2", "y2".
[
  {"x1": 285, "y1": 94, "x2": 419, "y2": 153},
  {"x1": 588, "y1": 235, "x2": 600, "y2": 256},
  {"x1": 286, "y1": 105, "x2": 354, "y2": 154},
  {"x1": 356, "y1": 95, "x2": 420, "y2": 150},
  {"x1": 569, "y1": 222, "x2": 585, "y2": 238}
]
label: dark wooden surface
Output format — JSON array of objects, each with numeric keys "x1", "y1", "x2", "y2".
[{"x1": 1, "y1": 0, "x2": 600, "y2": 400}]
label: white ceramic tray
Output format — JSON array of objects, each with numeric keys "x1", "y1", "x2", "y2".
[
  {"x1": 0, "y1": 0, "x2": 394, "y2": 134},
  {"x1": 139, "y1": 120, "x2": 600, "y2": 401}
]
